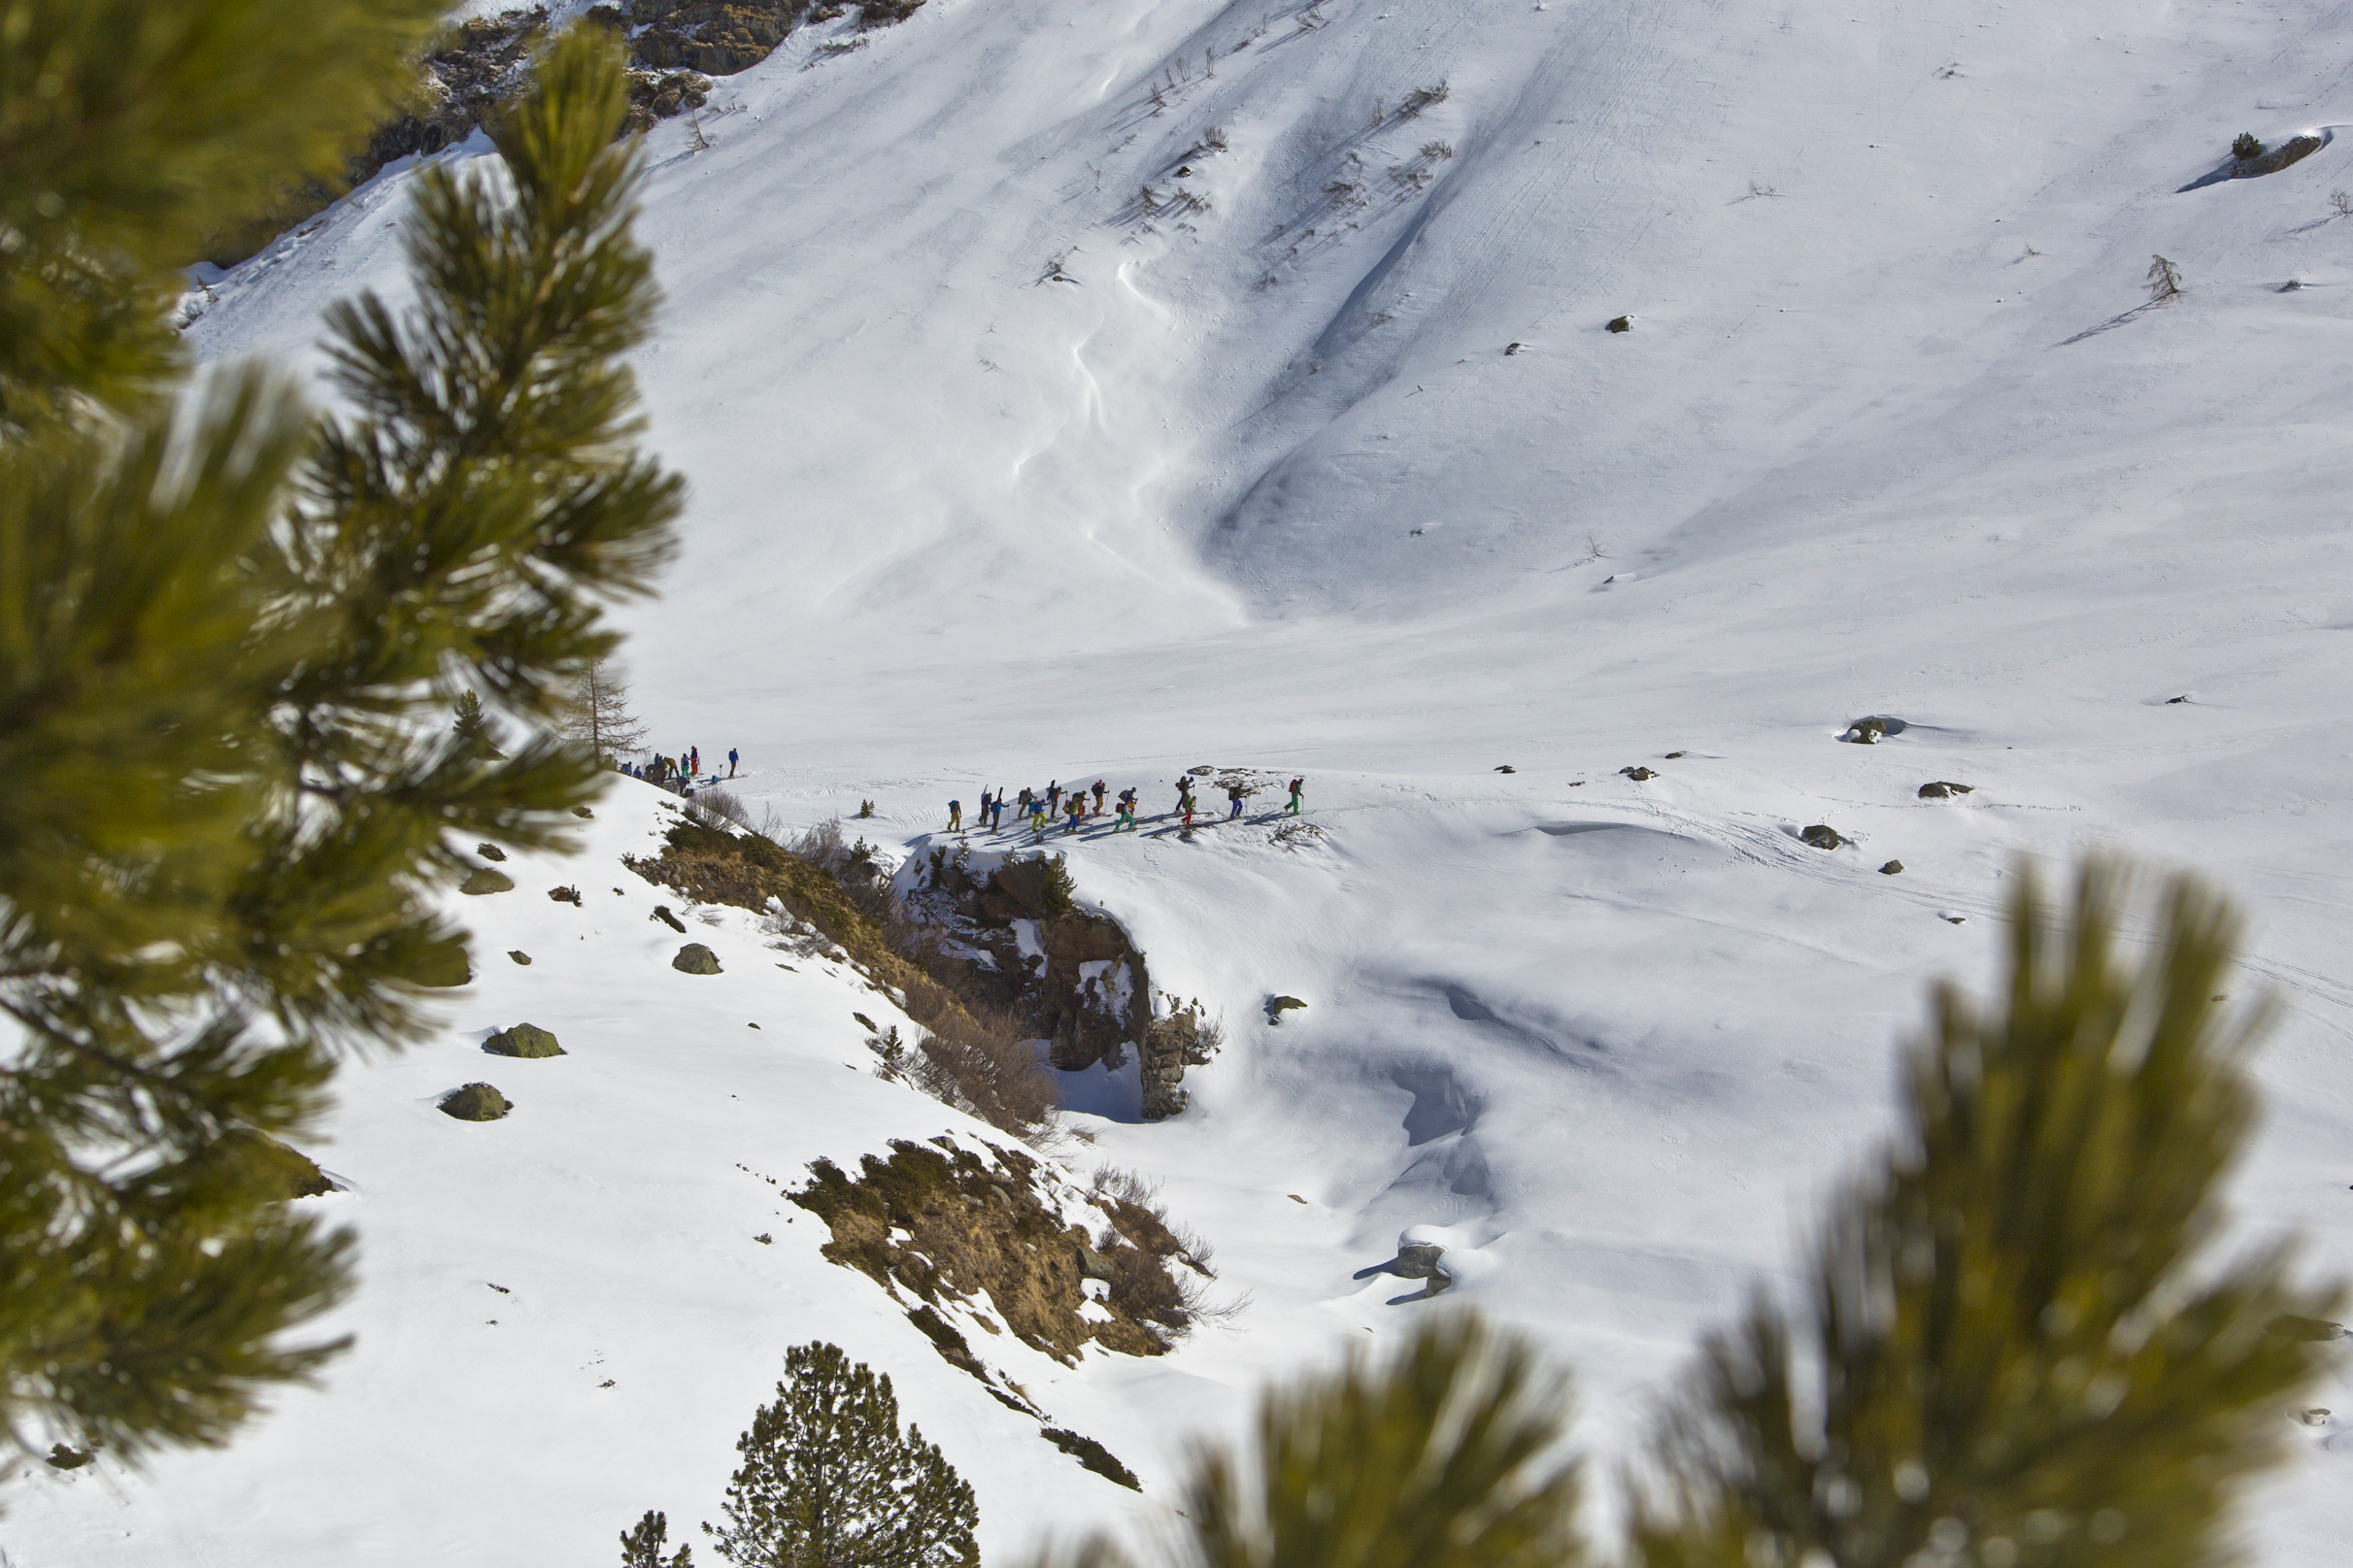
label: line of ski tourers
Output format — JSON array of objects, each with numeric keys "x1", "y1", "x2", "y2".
[{"x1": 947, "y1": 775, "x2": 1305, "y2": 837}]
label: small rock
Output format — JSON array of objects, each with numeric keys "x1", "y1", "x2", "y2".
[
  {"x1": 1879, "y1": 860, "x2": 1904, "y2": 875},
  {"x1": 1288, "y1": 1193, "x2": 1308, "y2": 1204},
  {"x1": 1495, "y1": 764, "x2": 1516, "y2": 773},
  {"x1": 439, "y1": 1082, "x2": 512, "y2": 1121},
  {"x1": 651, "y1": 904, "x2": 687, "y2": 932},
  {"x1": 1917, "y1": 782, "x2": 1974, "y2": 799},
  {"x1": 484, "y1": 1022, "x2": 563, "y2": 1058},
  {"x1": 475, "y1": 842, "x2": 507, "y2": 862},
  {"x1": 459, "y1": 866, "x2": 515, "y2": 896},
  {"x1": 1799, "y1": 824, "x2": 1845, "y2": 850},
  {"x1": 1394, "y1": 1241, "x2": 1448, "y2": 1280},
  {"x1": 1605, "y1": 315, "x2": 1632, "y2": 333},
  {"x1": 45, "y1": 1444, "x2": 94, "y2": 1470},
  {"x1": 853, "y1": 1012, "x2": 878, "y2": 1031},
  {"x1": 1266, "y1": 994, "x2": 1307, "y2": 1023},
  {"x1": 755, "y1": 1233, "x2": 772, "y2": 1245},
  {"x1": 2166, "y1": 694, "x2": 2190, "y2": 704},
  {"x1": 1076, "y1": 1244, "x2": 1116, "y2": 1280},
  {"x1": 2279, "y1": 278, "x2": 2305, "y2": 292},
  {"x1": 1176, "y1": 164, "x2": 1193, "y2": 176},
  {"x1": 673, "y1": 943, "x2": 723, "y2": 975},
  {"x1": 1841, "y1": 717, "x2": 1888, "y2": 745},
  {"x1": 508, "y1": 950, "x2": 531, "y2": 965},
  {"x1": 1664, "y1": 751, "x2": 1687, "y2": 759},
  {"x1": 547, "y1": 884, "x2": 582, "y2": 905},
  {"x1": 748, "y1": 1021, "x2": 760, "y2": 1029},
  {"x1": 1620, "y1": 766, "x2": 1656, "y2": 781},
  {"x1": 573, "y1": 805, "x2": 594, "y2": 818},
  {"x1": 1504, "y1": 341, "x2": 1525, "y2": 354}
]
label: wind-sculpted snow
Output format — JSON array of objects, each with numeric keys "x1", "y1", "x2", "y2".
[{"x1": 25, "y1": 0, "x2": 2353, "y2": 1562}]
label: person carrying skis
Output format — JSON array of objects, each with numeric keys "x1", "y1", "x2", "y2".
[
  {"x1": 1092, "y1": 779, "x2": 1107, "y2": 815},
  {"x1": 948, "y1": 799, "x2": 962, "y2": 832},
  {"x1": 1226, "y1": 783, "x2": 1246, "y2": 819},
  {"x1": 991, "y1": 794, "x2": 1006, "y2": 831},
  {"x1": 1017, "y1": 785, "x2": 1033, "y2": 816},
  {"x1": 727, "y1": 748, "x2": 739, "y2": 778},
  {"x1": 1286, "y1": 777, "x2": 1304, "y2": 815}
]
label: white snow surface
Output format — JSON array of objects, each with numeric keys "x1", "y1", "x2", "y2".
[{"x1": 22, "y1": 0, "x2": 2353, "y2": 1561}]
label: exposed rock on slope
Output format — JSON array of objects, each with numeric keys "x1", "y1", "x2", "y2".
[{"x1": 790, "y1": 1137, "x2": 1202, "y2": 1367}]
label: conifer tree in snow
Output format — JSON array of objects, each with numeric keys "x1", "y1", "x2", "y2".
[
  {"x1": 622, "y1": 1510, "x2": 694, "y2": 1567},
  {"x1": 704, "y1": 1341, "x2": 980, "y2": 1568},
  {"x1": 0, "y1": 10, "x2": 680, "y2": 1471},
  {"x1": 452, "y1": 689, "x2": 506, "y2": 760},
  {"x1": 566, "y1": 655, "x2": 649, "y2": 761}
]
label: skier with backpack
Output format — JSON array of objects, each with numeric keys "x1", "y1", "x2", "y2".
[
  {"x1": 1226, "y1": 783, "x2": 1246, "y2": 819},
  {"x1": 1064, "y1": 795, "x2": 1087, "y2": 836},
  {"x1": 947, "y1": 799, "x2": 962, "y2": 832},
  {"x1": 727, "y1": 748, "x2": 738, "y2": 778},
  {"x1": 1286, "y1": 777, "x2": 1304, "y2": 815},
  {"x1": 1091, "y1": 779, "x2": 1107, "y2": 816}
]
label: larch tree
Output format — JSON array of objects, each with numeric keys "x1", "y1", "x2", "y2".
[
  {"x1": 0, "y1": 3, "x2": 681, "y2": 1478},
  {"x1": 567, "y1": 654, "x2": 649, "y2": 761}
]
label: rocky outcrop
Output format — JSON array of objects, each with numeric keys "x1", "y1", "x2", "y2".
[{"x1": 790, "y1": 1138, "x2": 1193, "y2": 1365}]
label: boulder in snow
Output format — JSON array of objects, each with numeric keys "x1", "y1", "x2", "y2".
[
  {"x1": 1800, "y1": 824, "x2": 1846, "y2": 850},
  {"x1": 673, "y1": 942, "x2": 723, "y2": 975},
  {"x1": 439, "y1": 1083, "x2": 512, "y2": 1121},
  {"x1": 484, "y1": 1022, "x2": 564, "y2": 1058},
  {"x1": 459, "y1": 866, "x2": 515, "y2": 895},
  {"x1": 1917, "y1": 781, "x2": 1974, "y2": 799}
]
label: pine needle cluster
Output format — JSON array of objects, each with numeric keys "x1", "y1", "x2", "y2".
[
  {"x1": 1, "y1": 4, "x2": 680, "y2": 1476},
  {"x1": 1033, "y1": 861, "x2": 2341, "y2": 1568}
]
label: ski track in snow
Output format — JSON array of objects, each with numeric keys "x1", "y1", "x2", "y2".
[{"x1": 24, "y1": 0, "x2": 2353, "y2": 1561}]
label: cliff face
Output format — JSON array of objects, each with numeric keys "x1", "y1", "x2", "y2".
[{"x1": 925, "y1": 850, "x2": 1211, "y2": 1120}]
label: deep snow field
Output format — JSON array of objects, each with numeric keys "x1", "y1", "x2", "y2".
[{"x1": 15, "y1": 0, "x2": 2353, "y2": 1561}]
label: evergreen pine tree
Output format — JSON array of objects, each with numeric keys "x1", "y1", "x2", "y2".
[
  {"x1": 0, "y1": 10, "x2": 681, "y2": 1473},
  {"x1": 1184, "y1": 1313, "x2": 1582, "y2": 1568},
  {"x1": 623, "y1": 1509, "x2": 695, "y2": 1567},
  {"x1": 1629, "y1": 860, "x2": 2343, "y2": 1568},
  {"x1": 703, "y1": 1341, "x2": 980, "y2": 1568},
  {"x1": 453, "y1": 689, "x2": 506, "y2": 760},
  {"x1": 1033, "y1": 860, "x2": 2341, "y2": 1568}
]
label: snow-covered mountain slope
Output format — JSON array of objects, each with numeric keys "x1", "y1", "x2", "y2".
[{"x1": 20, "y1": 0, "x2": 2353, "y2": 1562}]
